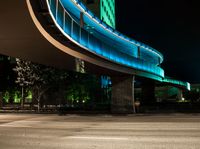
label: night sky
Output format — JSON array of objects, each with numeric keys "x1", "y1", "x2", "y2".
[{"x1": 116, "y1": 0, "x2": 200, "y2": 83}]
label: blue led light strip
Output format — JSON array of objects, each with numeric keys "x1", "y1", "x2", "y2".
[
  {"x1": 46, "y1": 0, "x2": 164, "y2": 78},
  {"x1": 72, "y1": 0, "x2": 163, "y2": 63},
  {"x1": 45, "y1": 0, "x2": 190, "y2": 90}
]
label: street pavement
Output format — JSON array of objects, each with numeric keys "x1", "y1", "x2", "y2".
[{"x1": 0, "y1": 113, "x2": 200, "y2": 149}]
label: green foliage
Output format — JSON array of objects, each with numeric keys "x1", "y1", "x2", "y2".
[
  {"x1": 2, "y1": 88, "x2": 34, "y2": 104},
  {"x1": 64, "y1": 71, "x2": 110, "y2": 109},
  {"x1": 13, "y1": 58, "x2": 68, "y2": 109},
  {"x1": 13, "y1": 90, "x2": 21, "y2": 103},
  {"x1": 12, "y1": 58, "x2": 111, "y2": 110},
  {"x1": 65, "y1": 84, "x2": 90, "y2": 105},
  {"x1": 26, "y1": 90, "x2": 32, "y2": 101},
  {"x1": 3, "y1": 91, "x2": 10, "y2": 103}
]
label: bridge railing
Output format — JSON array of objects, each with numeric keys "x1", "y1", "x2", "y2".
[
  {"x1": 163, "y1": 77, "x2": 191, "y2": 91},
  {"x1": 46, "y1": 0, "x2": 164, "y2": 78},
  {"x1": 74, "y1": 0, "x2": 163, "y2": 65}
]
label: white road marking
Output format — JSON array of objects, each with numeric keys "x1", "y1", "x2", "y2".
[
  {"x1": 67, "y1": 136, "x2": 129, "y2": 141},
  {"x1": 0, "y1": 120, "x2": 41, "y2": 128},
  {"x1": 66, "y1": 136, "x2": 200, "y2": 143}
]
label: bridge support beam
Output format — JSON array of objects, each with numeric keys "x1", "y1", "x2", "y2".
[{"x1": 111, "y1": 75, "x2": 135, "y2": 114}]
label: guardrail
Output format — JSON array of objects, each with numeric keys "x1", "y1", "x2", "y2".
[
  {"x1": 72, "y1": 0, "x2": 164, "y2": 64},
  {"x1": 163, "y1": 77, "x2": 190, "y2": 91}
]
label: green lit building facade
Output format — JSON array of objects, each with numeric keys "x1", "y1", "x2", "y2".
[
  {"x1": 82, "y1": 0, "x2": 116, "y2": 28},
  {"x1": 100, "y1": 0, "x2": 115, "y2": 28}
]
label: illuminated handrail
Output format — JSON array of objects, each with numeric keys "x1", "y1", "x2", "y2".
[
  {"x1": 71, "y1": 0, "x2": 164, "y2": 64},
  {"x1": 46, "y1": 0, "x2": 164, "y2": 78},
  {"x1": 163, "y1": 77, "x2": 191, "y2": 91}
]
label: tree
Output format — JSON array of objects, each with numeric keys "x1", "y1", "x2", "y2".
[
  {"x1": 13, "y1": 59, "x2": 108, "y2": 112},
  {"x1": 13, "y1": 58, "x2": 67, "y2": 111},
  {"x1": 31, "y1": 64, "x2": 67, "y2": 112},
  {"x1": 13, "y1": 59, "x2": 36, "y2": 108}
]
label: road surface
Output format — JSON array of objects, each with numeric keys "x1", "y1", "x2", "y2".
[{"x1": 0, "y1": 113, "x2": 200, "y2": 149}]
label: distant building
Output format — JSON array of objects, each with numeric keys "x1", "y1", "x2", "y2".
[{"x1": 82, "y1": 0, "x2": 116, "y2": 28}]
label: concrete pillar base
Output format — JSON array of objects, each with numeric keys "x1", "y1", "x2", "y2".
[{"x1": 111, "y1": 75, "x2": 135, "y2": 114}]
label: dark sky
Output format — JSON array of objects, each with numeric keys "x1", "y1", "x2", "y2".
[{"x1": 116, "y1": 0, "x2": 200, "y2": 83}]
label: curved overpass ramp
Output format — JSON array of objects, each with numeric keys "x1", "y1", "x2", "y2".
[
  {"x1": 0, "y1": 0, "x2": 190, "y2": 112},
  {"x1": 0, "y1": 0, "x2": 164, "y2": 80}
]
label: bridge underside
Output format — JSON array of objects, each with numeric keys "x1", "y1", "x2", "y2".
[{"x1": 0, "y1": 1, "x2": 76, "y2": 69}]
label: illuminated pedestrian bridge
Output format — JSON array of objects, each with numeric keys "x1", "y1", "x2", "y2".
[
  {"x1": 49, "y1": 0, "x2": 164, "y2": 79},
  {"x1": 45, "y1": 0, "x2": 189, "y2": 89},
  {"x1": 0, "y1": 0, "x2": 190, "y2": 113}
]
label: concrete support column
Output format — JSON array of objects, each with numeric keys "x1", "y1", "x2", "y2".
[
  {"x1": 111, "y1": 75, "x2": 135, "y2": 113},
  {"x1": 141, "y1": 79, "x2": 156, "y2": 104}
]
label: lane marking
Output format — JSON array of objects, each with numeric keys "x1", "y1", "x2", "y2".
[
  {"x1": 0, "y1": 124, "x2": 31, "y2": 128},
  {"x1": 0, "y1": 120, "x2": 41, "y2": 128},
  {"x1": 67, "y1": 136, "x2": 129, "y2": 141}
]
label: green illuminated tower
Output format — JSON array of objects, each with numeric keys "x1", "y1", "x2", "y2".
[
  {"x1": 100, "y1": 0, "x2": 115, "y2": 29},
  {"x1": 82, "y1": 0, "x2": 116, "y2": 29}
]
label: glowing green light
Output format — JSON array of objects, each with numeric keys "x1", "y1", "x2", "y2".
[{"x1": 3, "y1": 91, "x2": 10, "y2": 103}]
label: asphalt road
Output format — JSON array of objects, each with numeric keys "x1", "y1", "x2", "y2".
[{"x1": 0, "y1": 113, "x2": 200, "y2": 149}]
